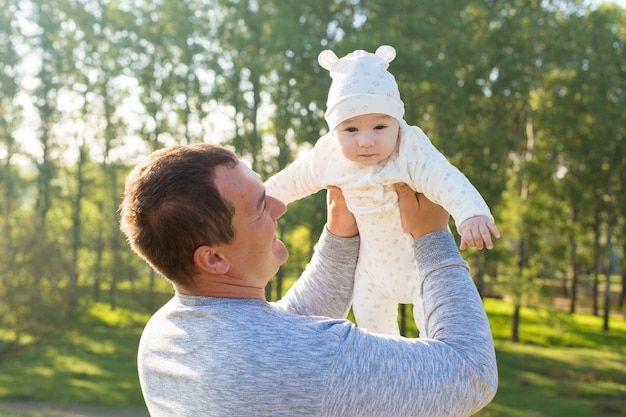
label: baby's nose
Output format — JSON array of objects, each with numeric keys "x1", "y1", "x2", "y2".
[{"x1": 359, "y1": 133, "x2": 375, "y2": 147}]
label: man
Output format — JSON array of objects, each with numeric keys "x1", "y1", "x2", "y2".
[{"x1": 120, "y1": 143, "x2": 497, "y2": 417}]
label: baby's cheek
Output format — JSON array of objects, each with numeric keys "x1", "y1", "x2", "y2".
[{"x1": 339, "y1": 146, "x2": 358, "y2": 162}]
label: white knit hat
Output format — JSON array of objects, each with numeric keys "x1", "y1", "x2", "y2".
[{"x1": 318, "y1": 45, "x2": 405, "y2": 133}]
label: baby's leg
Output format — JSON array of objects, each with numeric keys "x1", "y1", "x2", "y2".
[{"x1": 352, "y1": 273, "x2": 400, "y2": 335}]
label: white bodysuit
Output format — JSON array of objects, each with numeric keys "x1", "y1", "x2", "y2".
[{"x1": 265, "y1": 121, "x2": 493, "y2": 335}]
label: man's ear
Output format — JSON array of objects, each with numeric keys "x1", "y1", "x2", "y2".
[{"x1": 193, "y1": 245, "x2": 230, "y2": 275}]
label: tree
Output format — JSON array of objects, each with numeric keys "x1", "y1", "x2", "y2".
[
  {"x1": 1, "y1": 0, "x2": 624, "y2": 363},
  {"x1": 0, "y1": 0, "x2": 29, "y2": 362},
  {"x1": 587, "y1": 6, "x2": 625, "y2": 330},
  {"x1": 541, "y1": 4, "x2": 625, "y2": 325},
  {"x1": 0, "y1": 0, "x2": 22, "y2": 256},
  {"x1": 0, "y1": 0, "x2": 81, "y2": 360},
  {"x1": 66, "y1": 0, "x2": 135, "y2": 309}
]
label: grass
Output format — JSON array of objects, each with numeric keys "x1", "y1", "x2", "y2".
[
  {"x1": 0, "y1": 303, "x2": 149, "y2": 414},
  {"x1": 481, "y1": 342, "x2": 626, "y2": 417},
  {"x1": 0, "y1": 298, "x2": 625, "y2": 417},
  {"x1": 477, "y1": 298, "x2": 626, "y2": 417},
  {"x1": 0, "y1": 414, "x2": 39, "y2": 417}
]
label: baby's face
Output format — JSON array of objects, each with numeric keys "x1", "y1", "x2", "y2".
[{"x1": 333, "y1": 114, "x2": 400, "y2": 166}]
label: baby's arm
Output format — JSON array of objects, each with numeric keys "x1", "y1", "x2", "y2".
[
  {"x1": 264, "y1": 141, "x2": 327, "y2": 204},
  {"x1": 403, "y1": 126, "x2": 499, "y2": 250},
  {"x1": 458, "y1": 215, "x2": 500, "y2": 250}
]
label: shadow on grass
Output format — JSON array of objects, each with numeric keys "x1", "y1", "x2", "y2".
[
  {"x1": 476, "y1": 298, "x2": 626, "y2": 417},
  {"x1": 1, "y1": 297, "x2": 624, "y2": 417},
  {"x1": 475, "y1": 340, "x2": 626, "y2": 416},
  {"x1": 0, "y1": 401, "x2": 148, "y2": 417},
  {"x1": 0, "y1": 304, "x2": 148, "y2": 410}
]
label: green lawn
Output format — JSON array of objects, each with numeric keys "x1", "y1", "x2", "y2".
[
  {"x1": 0, "y1": 298, "x2": 625, "y2": 417},
  {"x1": 478, "y1": 298, "x2": 626, "y2": 417},
  {"x1": 0, "y1": 303, "x2": 149, "y2": 413}
]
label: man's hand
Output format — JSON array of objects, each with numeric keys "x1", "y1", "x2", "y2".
[
  {"x1": 326, "y1": 185, "x2": 358, "y2": 238},
  {"x1": 395, "y1": 183, "x2": 450, "y2": 240},
  {"x1": 458, "y1": 215, "x2": 501, "y2": 250}
]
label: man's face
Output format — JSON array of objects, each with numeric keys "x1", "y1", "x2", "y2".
[{"x1": 213, "y1": 161, "x2": 288, "y2": 286}]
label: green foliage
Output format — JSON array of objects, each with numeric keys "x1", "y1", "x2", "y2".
[
  {"x1": 0, "y1": 0, "x2": 625, "y2": 368},
  {"x1": 280, "y1": 224, "x2": 313, "y2": 280}
]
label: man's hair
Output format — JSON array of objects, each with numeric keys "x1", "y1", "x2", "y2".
[{"x1": 120, "y1": 143, "x2": 239, "y2": 286}]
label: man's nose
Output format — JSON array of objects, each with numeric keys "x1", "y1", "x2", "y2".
[{"x1": 268, "y1": 196, "x2": 287, "y2": 219}]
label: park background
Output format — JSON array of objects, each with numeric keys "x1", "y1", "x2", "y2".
[{"x1": 0, "y1": 0, "x2": 625, "y2": 416}]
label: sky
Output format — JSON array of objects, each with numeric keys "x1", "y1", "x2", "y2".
[{"x1": 590, "y1": 0, "x2": 626, "y2": 6}]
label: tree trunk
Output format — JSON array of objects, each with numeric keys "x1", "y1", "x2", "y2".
[
  {"x1": 622, "y1": 215, "x2": 626, "y2": 315},
  {"x1": 592, "y1": 210, "x2": 601, "y2": 316},
  {"x1": 511, "y1": 104, "x2": 535, "y2": 343},
  {"x1": 473, "y1": 252, "x2": 485, "y2": 297},
  {"x1": 399, "y1": 304, "x2": 407, "y2": 336},
  {"x1": 569, "y1": 241, "x2": 578, "y2": 314},
  {"x1": 1, "y1": 133, "x2": 15, "y2": 257},
  {"x1": 603, "y1": 173, "x2": 615, "y2": 332},
  {"x1": 619, "y1": 268, "x2": 626, "y2": 316},
  {"x1": 510, "y1": 304, "x2": 520, "y2": 342},
  {"x1": 93, "y1": 211, "x2": 104, "y2": 303},
  {"x1": 568, "y1": 201, "x2": 578, "y2": 313},
  {"x1": 67, "y1": 140, "x2": 87, "y2": 320},
  {"x1": 109, "y1": 168, "x2": 121, "y2": 311}
]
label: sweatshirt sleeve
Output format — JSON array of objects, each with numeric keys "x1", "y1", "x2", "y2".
[
  {"x1": 273, "y1": 227, "x2": 360, "y2": 319},
  {"x1": 322, "y1": 231, "x2": 498, "y2": 417}
]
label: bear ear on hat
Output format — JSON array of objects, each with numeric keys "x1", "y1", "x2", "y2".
[
  {"x1": 318, "y1": 50, "x2": 339, "y2": 71},
  {"x1": 375, "y1": 45, "x2": 396, "y2": 64}
]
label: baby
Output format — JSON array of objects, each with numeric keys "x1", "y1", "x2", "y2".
[{"x1": 265, "y1": 45, "x2": 500, "y2": 335}]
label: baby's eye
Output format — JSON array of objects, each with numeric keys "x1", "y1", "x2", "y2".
[
  {"x1": 344, "y1": 126, "x2": 358, "y2": 132},
  {"x1": 374, "y1": 124, "x2": 387, "y2": 130}
]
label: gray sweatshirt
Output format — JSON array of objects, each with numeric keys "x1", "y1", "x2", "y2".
[{"x1": 138, "y1": 229, "x2": 497, "y2": 416}]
